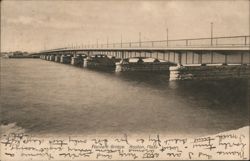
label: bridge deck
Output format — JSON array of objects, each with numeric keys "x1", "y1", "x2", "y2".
[{"x1": 40, "y1": 46, "x2": 250, "y2": 54}]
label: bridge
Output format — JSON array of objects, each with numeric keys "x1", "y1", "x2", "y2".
[{"x1": 36, "y1": 35, "x2": 250, "y2": 80}]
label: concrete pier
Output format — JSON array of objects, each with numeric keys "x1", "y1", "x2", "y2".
[
  {"x1": 49, "y1": 55, "x2": 55, "y2": 61},
  {"x1": 60, "y1": 55, "x2": 72, "y2": 64},
  {"x1": 83, "y1": 54, "x2": 116, "y2": 70},
  {"x1": 55, "y1": 55, "x2": 61, "y2": 62},
  {"x1": 45, "y1": 55, "x2": 50, "y2": 60},
  {"x1": 71, "y1": 55, "x2": 86, "y2": 67},
  {"x1": 115, "y1": 58, "x2": 177, "y2": 72},
  {"x1": 83, "y1": 58, "x2": 88, "y2": 68},
  {"x1": 169, "y1": 64, "x2": 250, "y2": 80}
]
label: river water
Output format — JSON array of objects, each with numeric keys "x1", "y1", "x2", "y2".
[{"x1": 0, "y1": 59, "x2": 249, "y2": 136}]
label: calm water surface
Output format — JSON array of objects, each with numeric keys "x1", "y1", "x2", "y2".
[{"x1": 1, "y1": 59, "x2": 249, "y2": 136}]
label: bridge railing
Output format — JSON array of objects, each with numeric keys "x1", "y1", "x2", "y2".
[
  {"x1": 97, "y1": 35, "x2": 250, "y2": 49},
  {"x1": 42, "y1": 35, "x2": 250, "y2": 52}
]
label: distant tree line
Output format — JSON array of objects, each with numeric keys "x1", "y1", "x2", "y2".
[{"x1": 0, "y1": 51, "x2": 29, "y2": 57}]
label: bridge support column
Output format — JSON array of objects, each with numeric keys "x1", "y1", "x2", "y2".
[
  {"x1": 177, "y1": 52, "x2": 183, "y2": 66},
  {"x1": 198, "y1": 53, "x2": 202, "y2": 64},
  {"x1": 223, "y1": 53, "x2": 228, "y2": 65},
  {"x1": 55, "y1": 55, "x2": 61, "y2": 62},
  {"x1": 163, "y1": 52, "x2": 166, "y2": 60},
  {"x1": 121, "y1": 51, "x2": 125, "y2": 59},
  {"x1": 60, "y1": 55, "x2": 72, "y2": 64},
  {"x1": 195, "y1": 51, "x2": 207, "y2": 66},
  {"x1": 211, "y1": 52, "x2": 214, "y2": 64},
  {"x1": 49, "y1": 55, "x2": 55, "y2": 61},
  {"x1": 45, "y1": 55, "x2": 50, "y2": 60},
  {"x1": 83, "y1": 58, "x2": 88, "y2": 68},
  {"x1": 71, "y1": 55, "x2": 85, "y2": 67}
]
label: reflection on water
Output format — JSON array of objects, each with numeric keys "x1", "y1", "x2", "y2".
[{"x1": 0, "y1": 59, "x2": 249, "y2": 136}]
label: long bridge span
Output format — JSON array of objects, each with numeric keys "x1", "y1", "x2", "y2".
[{"x1": 36, "y1": 35, "x2": 250, "y2": 80}]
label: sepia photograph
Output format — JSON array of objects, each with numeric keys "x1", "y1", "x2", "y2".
[{"x1": 0, "y1": 0, "x2": 249, "y2": 160}]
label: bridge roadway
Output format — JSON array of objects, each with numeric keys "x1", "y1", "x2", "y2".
[{"x1": 40, "y1": 45, "x2": 250, "y2": 53}]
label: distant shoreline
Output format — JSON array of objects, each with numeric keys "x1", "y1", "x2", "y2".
[{"x1": 8, "y1": 55, "x2": 40, "y2": 58}]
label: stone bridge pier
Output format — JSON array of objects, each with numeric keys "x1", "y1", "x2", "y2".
[
  {"x1": 49, "y1": 55, "x2": 55, "y2": 61},
  {"x1": 55, "y1": 54, "x2": 61, "y2": 62},
  {"x1": 71, "y1": 54, "x2": 87, "y2": 67},
  {"x1": 45, "y1": 55, "x2": 50, "y2": 61},
  {"x1": 60, "y1": 54, "x2": 72, "y2": 64}
]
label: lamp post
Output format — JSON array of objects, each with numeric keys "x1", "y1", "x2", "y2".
[
  {"x1": 139, "y1": 32, "x2": 141, "y2": 47},
  {"x1": 121, "y1": 34, "x2": 123, "y2": 48},
  {"x1": 107, "y1": 37, "x2": 109, "y2": 48},
  {"x1": 166, "y1": 28, "x2": 169, "y2": 46},
  {"x1": 211, "y1": 22, "x2": 213, "y2": 46}
]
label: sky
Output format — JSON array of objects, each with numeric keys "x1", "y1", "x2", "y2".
[{"x1": 1, "y1": 0, "x2": 249, "y2": 52}]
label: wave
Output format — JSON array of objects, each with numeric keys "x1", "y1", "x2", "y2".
[{"x1": 0, "y1": 122, "x2": 26, "y2": 135}]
